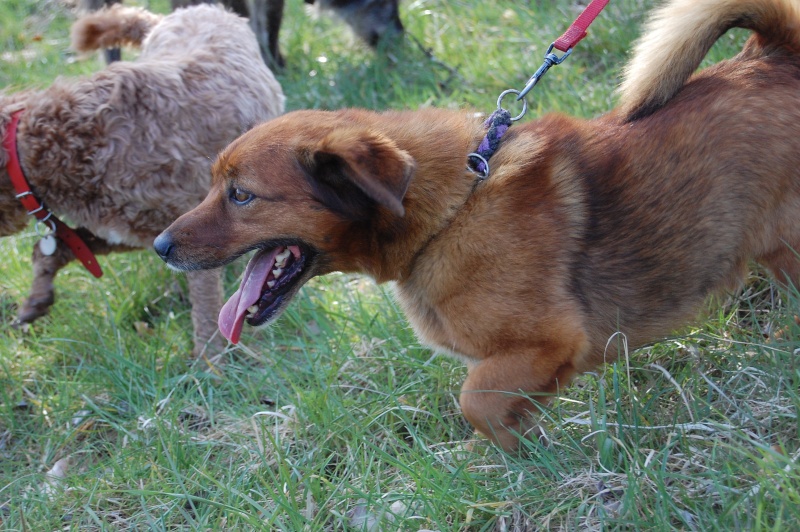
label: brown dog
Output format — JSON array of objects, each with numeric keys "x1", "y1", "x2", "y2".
[{"x1": 156, "y1": 0, "x2": 800, "y2": 449}]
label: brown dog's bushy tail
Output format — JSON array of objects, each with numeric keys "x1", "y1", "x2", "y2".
[
  {"x1": 71, "y1": 4, "x2": 164, "y2": 53},
  {"x1": 618, "y1": 0, "x2": 800, "y2": 121}
]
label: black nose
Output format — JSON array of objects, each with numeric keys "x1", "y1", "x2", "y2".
[{"x1": 153, "y1": 232, "x2": 174, "y2": 262}]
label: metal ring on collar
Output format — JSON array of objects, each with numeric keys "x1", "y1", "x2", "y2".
[
  {"x1": 35, "y1": 216, "x2": 56, "y2": 236},
  {"x1": 466, "y1": 152, "x2": 490, "y2": 180},
  {"x1": 496, "y1": 89, "x2": 528, "y2": 122}
]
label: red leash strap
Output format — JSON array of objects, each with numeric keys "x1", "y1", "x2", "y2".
[
  {"x1": 51, "y1": 218, "x2": 102, "y2": 277},
  {"x1": 553, "y1": 0, "x2": 610, "y2": 52},
  {"x1": 514, "y1": 0, "x2": 610, "y2": 102},
  {"x1": 3, "y1": 110, "x2": 103, "y2": 278}
]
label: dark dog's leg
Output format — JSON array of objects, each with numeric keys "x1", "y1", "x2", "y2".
[
  {"x1": 170, "y1": 0, "x2": 216, "y2": 8},
  {"x1": 223, "y1": 0, "x2": 249, "y2": 16},
  {"x1": 186, "y1": 268, "x2": 225, "y2": 358},
  {"x1": 231, "y1": 0, "x2": 285, "y2": 69},
  {"x1": 15, "y1": 229, "x2": 136, "y2": 325},
  {"x1": 266, "y1": 0, "x2": 285, "y2": 68},
  {"x1": 104, "y1": 48, "x2": 121, "y2": 63}
]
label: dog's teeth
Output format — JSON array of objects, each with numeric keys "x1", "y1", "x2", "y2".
[
  {"x1": 275, "y1": 249, "x2": 291, "y2": 268},
  {"x1": 272, "y1": 267, "x2": 283, "y2": 278},
  {"x1": 247, "y1": 305, "x2": 258, "y2": 314},
  {"x1": 267, "y1": 280, "x2": 276, "y2": 288}
]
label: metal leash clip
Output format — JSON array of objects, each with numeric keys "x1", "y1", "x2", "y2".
[
  {"x1": 490, "y1": 42, "x2": 572, "y2": 128},
  {"x1": 516, "y1": 43, "x2": 573, "y2": 103}
]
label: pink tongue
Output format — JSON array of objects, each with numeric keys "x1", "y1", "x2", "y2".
[{"x1": 218, "y1": 248, "x2": 279, "y2": 344}]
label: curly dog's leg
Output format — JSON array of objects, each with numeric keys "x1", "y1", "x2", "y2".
[
  {"x1": 15, "y1": 229, "x2": 135, "y2": 325},
  {"x1": 186, "y1": 268, "x2": 224, "y2": 358}
]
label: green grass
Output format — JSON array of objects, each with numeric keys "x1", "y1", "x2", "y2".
[{"x1": 2, "y1": 0, "x2": 799, "y2": 529}]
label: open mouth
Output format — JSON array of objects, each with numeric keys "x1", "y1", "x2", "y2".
[{"x1": 218, "y1": 245, "x2": 308, "y2": 344}]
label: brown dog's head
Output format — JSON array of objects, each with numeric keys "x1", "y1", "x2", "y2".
[{"x1": 155, "y1": 110, "x2": 416, "y2": 343}]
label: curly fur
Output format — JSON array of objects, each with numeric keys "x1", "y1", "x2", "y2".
[{"x1": 0, "y1": 4, "x2": 284, "y2": 355}]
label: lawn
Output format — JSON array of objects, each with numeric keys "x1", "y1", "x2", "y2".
[{"x1": 1, "y1": 0, "x2": 799, "y2": 529}]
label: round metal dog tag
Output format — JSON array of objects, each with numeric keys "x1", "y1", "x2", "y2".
[{"x1": 39, "y1": 235, "x2": 57, "y2": 256}]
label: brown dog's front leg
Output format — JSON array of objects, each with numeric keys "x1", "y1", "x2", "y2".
[
  {"x1": 15, "y1": 229, "x2": 135, "y2": 326},
  {"x1": 459, "y1": 348, "x2": 580, "y2": 451},
  {"x1": 186, "y1": 268, "x2": 224, "y2": 358}
]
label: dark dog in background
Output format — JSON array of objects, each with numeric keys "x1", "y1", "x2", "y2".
[
  {"x1": 80, "y1": 0, "x2": 403, "y2": 67},
  {"x1": 257, "y1": 0, "x2": 404, "y2": 67}
]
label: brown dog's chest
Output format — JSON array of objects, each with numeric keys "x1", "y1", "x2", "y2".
[
  {"x1": 393, "y1": 282, "x2": 476, "y2": 362},
  {"x1": 391, "y1": 175, "x2": 589, "y2": 365}
]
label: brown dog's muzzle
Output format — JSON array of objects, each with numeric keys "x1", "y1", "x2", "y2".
[{"x1": 154, "y1": 192, "x2": 248, "y2": 271}]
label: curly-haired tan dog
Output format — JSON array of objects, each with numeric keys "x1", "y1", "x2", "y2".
[
  {"x1": 156, "y1": 0, "x2": 800, "y2": 448},
  {"x1": 1, "y1": 4, "x2": 284, "y2": 355}
]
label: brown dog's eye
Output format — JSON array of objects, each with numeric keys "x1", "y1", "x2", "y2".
[{"x1": 230, "y1": 187, "x2": 255, "y2": 206}]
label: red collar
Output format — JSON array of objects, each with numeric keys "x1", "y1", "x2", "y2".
[{"x1": 3, "y1": 110, "x2": 102, "y2": 278}]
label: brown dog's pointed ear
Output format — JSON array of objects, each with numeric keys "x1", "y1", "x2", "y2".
[{"x1": 304, "y1": 127, "x2": 416, "y2": 218}]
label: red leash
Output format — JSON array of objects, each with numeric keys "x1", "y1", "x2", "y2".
[
  {"x1": 3, "y1": 110, "x2": 103, "y2": 278},
  {"x1": 554, "y1": 0, "x2": 610, "y2": 52},
  {"x1": 516, "y1": 0, "x2": 611, "y2": 102}
]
